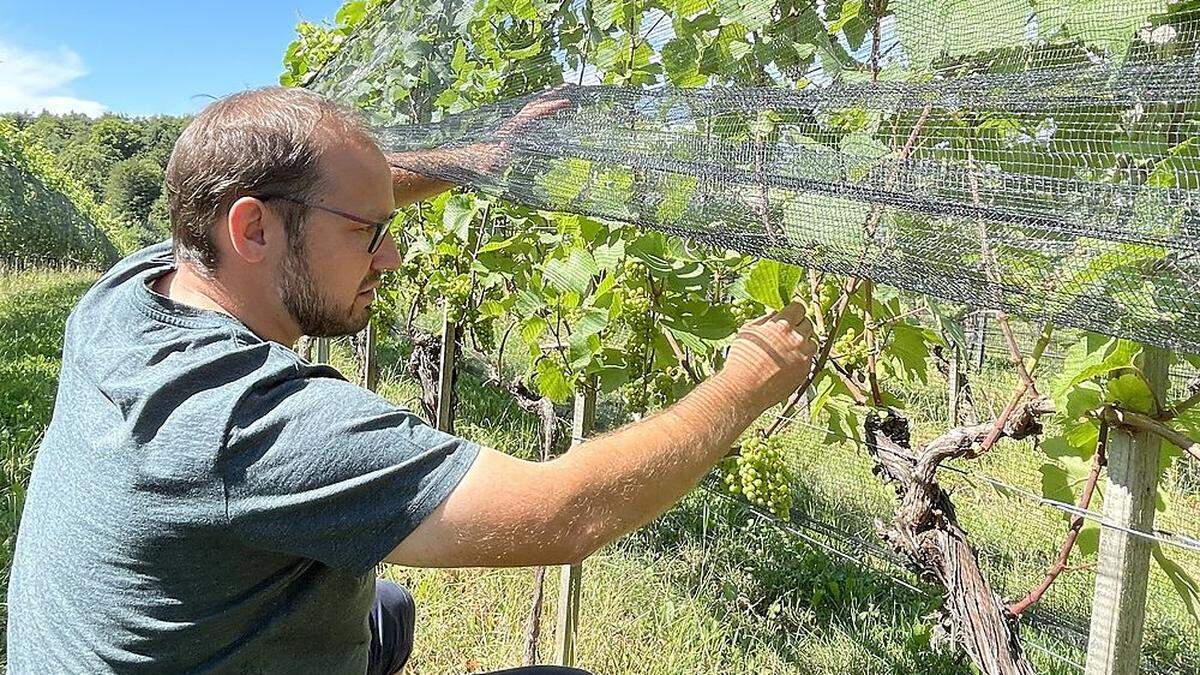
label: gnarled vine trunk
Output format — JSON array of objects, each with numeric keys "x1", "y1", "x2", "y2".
[
  {"x1": 864, "y1": 400, "x2": 1052, "y2": 675},
  {"x1": 407, "y1": 328, "x2": 455, "y2": 428}
]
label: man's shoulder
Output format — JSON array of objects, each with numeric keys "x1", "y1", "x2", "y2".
[
  {"x1": 61, "y1": 240, "x2": 173, "y2": 349},
  {"x1": 230, "y1": 353, "x2": 390, "y2": 431}
]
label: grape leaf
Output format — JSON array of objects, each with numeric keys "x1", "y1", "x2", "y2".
[
  {"x1": 1033, "y1": 0, "x2": 1167, "y2": 56},
  {"x1": 535, "y1": 357, "x2": 573, "y2": 403},
  {"x1": 1053, "y1": 337, "x2": 1138, "y2": 401},
  {"x1": 1040, "y1": 462, "x2": 1078, "y2": 505},
  {"x1": 520, "y1": 316, "x2": 548, "y2": 347},
  {"x1": 442, "y1": 194, "x2": 478, "y2": 241},
  {"x1": 885, "y1": 322, "x2": 934, "y2": 383},
  {"x1": 1106, "y1": 372, "x2": 1157, "y2": 415},
  {"x1": 1042, "y1": 421, "x2": 1099, "y2": 460},
  {"x1": 924, "y1": 297, "x2": 967, "y2": 350},
  {"x1": 1063, "y1": 381, "x2": 1103, "y2": 419},
  {"x1": 1076, "y1": 519, "x2": 1101, "y2": 557},
  {"x1": 543, "y1": 248, "x2": 598, "y2": 295},
  {"x1": 744, "y1": 259, "x2": 803, "y2": 310},
  {"x1": 893, "y1": 0, "x2": 1027, "y2": 67}
]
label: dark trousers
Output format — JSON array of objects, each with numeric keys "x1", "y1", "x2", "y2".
[{"x1": 367, "y1": 579, "x2": 592, "y2": 675}]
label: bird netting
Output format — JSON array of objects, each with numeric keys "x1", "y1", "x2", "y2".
[{"x1": 306, "y1": 0, "x2": 1200, "y2": 354}]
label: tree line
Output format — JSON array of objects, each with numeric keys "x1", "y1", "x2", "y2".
[{"x1": 2, "y1": 111, "x2": 189, "y2": 247}]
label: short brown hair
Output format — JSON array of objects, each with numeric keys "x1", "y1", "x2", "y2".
[{"x1": 164, "y1": 86, "x2": 372, "y2": 270}]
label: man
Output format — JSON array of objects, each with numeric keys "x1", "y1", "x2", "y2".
[{"x1": 7, "y1": 86, "x2": 816, "y2": 674}]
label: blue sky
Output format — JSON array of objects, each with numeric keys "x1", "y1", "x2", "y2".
[{"x1": 0, "y1": 1, "x2": 340, "y2": 117}]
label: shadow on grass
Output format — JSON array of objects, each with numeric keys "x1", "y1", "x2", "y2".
[{"x1": 620, "y1": 489, "x2": 976, "y2": 674}]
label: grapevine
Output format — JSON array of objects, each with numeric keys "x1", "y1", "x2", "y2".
[{"x1": 617, "y1": 266, "x2": 658, "y2": 413}]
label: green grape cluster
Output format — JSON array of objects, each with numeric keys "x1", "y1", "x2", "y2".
[
  {"x1": 369, "y1": 276, "x2": 402, "y2": 330},
  {"x1": 621, "y1": 379, "x2": 649, "y2": 413},
  {"x1": 474, "y1": 318, "x2": 496, "y2": 353},
  {"x1": 721, "y1": 434, "x2": 794, "y2": 519},
  {"x1": 396, "y1": 258, "x2": 425, "y2": 285},
  {"x1": 648, "y1": 366, "x2": 687, "y2": 407},
  {"x1": 621, "y1": 259, "x2": 645, "y2": 279},
  {"x1": 731, "y1": 297, "x2": 763, "y2": 324},
  {"x1": 622, "y1": 365, "x2": 688, "y2": 412},
  {"x1": 623, "y1": 286, "x2": 652, "y2": 316},
  {"x1": 832, "y1": 329, "x2": 868, "y2": 369},
  {"x1": 439, "y1": 272, "x2": 473, "y2": 323},
  {"x1": 817, "y1": 281, "x2": 841, "y2": 313},
  {"x1": 620, "y1": 286, "x2": 654, "y2": 352}
]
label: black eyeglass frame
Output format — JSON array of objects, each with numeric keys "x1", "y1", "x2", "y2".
[{"x1": 250, "y1": 194, "x2": 400, "y2": 254}]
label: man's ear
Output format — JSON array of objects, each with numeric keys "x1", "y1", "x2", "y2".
[{"x1": 226, "y1": 197, "x2": 275, "y2": 264}]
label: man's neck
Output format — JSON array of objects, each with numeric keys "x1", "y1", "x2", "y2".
[{"x1": 154, "y1": 263, "x2": 300, "y2": 345}]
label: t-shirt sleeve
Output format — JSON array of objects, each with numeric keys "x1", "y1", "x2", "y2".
[{"x1": 221, "y1": 371, "x2": 480, "y2": 576}]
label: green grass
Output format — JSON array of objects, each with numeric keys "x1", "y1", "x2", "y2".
[{"x1": 3, "y1": 268, "x2": 1198, "y2": 673}]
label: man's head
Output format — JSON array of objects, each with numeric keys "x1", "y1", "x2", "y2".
[{"x1": 165, "y1": 86, "x2": 398, "y2": 340}]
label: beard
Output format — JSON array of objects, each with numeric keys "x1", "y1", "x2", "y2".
[{"x1": 279, "y1": 246, "x2": 373, "y2": 338}]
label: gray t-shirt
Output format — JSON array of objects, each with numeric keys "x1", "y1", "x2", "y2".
[{"x1": 7, "y1": 241, "x2": 479, "y2": 673}]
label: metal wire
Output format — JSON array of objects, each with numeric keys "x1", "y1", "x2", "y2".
[{"x1": 768, "y1": 409, "x2": 1200, "y2": 553}]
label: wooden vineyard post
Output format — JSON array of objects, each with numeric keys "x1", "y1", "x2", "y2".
[
  {"x1": 1084, "y1": 346, "x2": 1169, "y2": 675},
  {"x1": 947, "y1": 343, "x2": 961, "y2": 427},
  {"x1": 435, "y1": 304, "x2": 457, "y2": 433},
  {"x1": 972, "y1": 311, "x2": 988, "y2": 372},
  {"x1": 554, "y1": 381, "x2": 596, "y2": 667},
  {"x1": 315, "y1": 337, "x2": 330, "y2": 364},
  {"x1": 363, "y1": 323, "x2": 378, "y2": 392}
]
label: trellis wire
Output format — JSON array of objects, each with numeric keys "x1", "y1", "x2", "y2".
[
  {"x1": 698, "y1": 480, "x2": 1098, "y2": 672},
  {"x1": 769, "y1": 409, "x2": 1200, "y2": 554}
]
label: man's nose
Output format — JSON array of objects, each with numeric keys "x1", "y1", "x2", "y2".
[{"x1": 372, "y1": 229, "x2": 401, "y2": 271}]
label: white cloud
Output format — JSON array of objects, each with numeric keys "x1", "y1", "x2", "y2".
[{"x1": 0, "y1": 39, "x2": 106, "y2": 116}]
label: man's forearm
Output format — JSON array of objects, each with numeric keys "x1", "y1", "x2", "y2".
[
  {"x1": 547, "y1": 373, "x2": 766, "y2": 560},
  {"x1": 388, "y1": 144, "x2": 499, "y2": 206}
]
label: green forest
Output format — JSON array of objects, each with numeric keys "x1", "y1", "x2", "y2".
[{"x1": 1, "y1": 111, "x2": 188, "y2": 264}]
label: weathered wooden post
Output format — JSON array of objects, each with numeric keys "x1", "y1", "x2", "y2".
[
  {"x1": 947, "y1": 344, "x2": 961, "y2": 427},
  {"x1": 435, "y1": 304, "x2": 457, "y2": 433},
  {"x1": 554, "y1": 381, "x2": 596, "y2": 667},
  {"x1": 1084, "y1": 346, "x2": 1169, "y2": 675},
  {"x1": 972, "y1": 311, "x2": 988, "y2": 372},
  {"x1": 315, "y1": 337, "x2": 330, "y2": 364}
]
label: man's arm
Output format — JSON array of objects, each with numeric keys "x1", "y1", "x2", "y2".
[
  {"x1": 388, "y1": 93, "x2": 571, "y2": 207},
  {"x1": 388, "y1": 148, "x2": 473, "y2": 206},
  {"x1": 387, "y1": 303, "x2": 816, "y2": 568}
]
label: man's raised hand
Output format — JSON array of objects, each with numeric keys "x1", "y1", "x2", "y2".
[{"x1": 716, "y1": 301, "x2": 819, "y2": 414}]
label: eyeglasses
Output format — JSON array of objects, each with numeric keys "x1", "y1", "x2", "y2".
[{"x1": 251, "y1": 194, "x2": 400, "y2": 254}]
